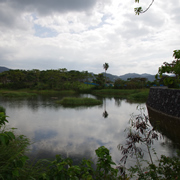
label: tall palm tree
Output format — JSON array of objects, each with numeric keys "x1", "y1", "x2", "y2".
[{"x1": 103, "y1": 63, "x2": 109, "y2": 86}]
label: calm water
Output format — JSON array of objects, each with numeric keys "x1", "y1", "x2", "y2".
[{"x1": 0, "y1": 94, "x2": 178, "y2": 166}]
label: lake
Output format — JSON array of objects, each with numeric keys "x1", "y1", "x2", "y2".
[{"x1": 0, "y1": 93, "x2": 178, "y2": 167}]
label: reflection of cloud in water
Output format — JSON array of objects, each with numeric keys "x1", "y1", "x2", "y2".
[
  {"x1": 34, "y1": 129, "x2": 58, "y2": 141},
  {"x1": 1, "y1": 95, "x2": 176, "y2": 167}
]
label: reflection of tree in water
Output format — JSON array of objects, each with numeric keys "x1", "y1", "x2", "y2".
[
  {"x1": 114, "y1": 97, "x2": 122, "y2": 107},
  {"x1": 103, "y1": 111, "x2": 108, "y2": 118},
  {"x1": 102, "y1": 98, "x2": 108, "y2": 118}
]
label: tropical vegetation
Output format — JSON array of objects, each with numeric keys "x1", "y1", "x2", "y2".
[{"x1": 156, "y1": 50, "x2": 180, "y2": 88}]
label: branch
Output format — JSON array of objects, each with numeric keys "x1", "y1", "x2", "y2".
[{"x1": 135, "y1": 0, "x2": 154, "y2": 15}]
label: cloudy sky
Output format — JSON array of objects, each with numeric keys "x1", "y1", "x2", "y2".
[{"x1": 0, "y1": 0, "x2": 180, "y2": 75}]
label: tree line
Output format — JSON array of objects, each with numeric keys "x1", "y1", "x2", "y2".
[
  {"x1": 0, "y1": 69, "x2": 93, "y2": 90},
  {"x1": 0, "y1": 68, "x2": 152, "y2": 90},
  {"x1": 0, "y1": 49, "x2": 179, "y2": 90}
]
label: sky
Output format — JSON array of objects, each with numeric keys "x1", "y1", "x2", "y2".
[{"x1": 0, "y1": 0, "x2": 180, "y2": 76}]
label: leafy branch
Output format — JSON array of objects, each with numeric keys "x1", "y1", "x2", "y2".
[{"x1": 134, "y1": 0, "x2": 155, "y2": 15}]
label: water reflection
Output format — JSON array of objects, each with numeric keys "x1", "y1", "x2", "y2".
[
  {"x1": 147, "y1": 106, "x2": 180, "y2": 150},
  {"x1": 102, "y1": 98, "x2": 108, "y2": 118},
  {"x1": 0, "y1": 95, "x2": 178, "y2": 167}
]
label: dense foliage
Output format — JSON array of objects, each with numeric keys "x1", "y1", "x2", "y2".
[
  {"x1": 156, "y1": 50, "x2": 180, "y2": 88},
  {"x1": 114, "y1": 77, "x2": 149, "y2": 89},
  {"x1": 118, "y1": 106, "x2": 180, "y2": 180},
  {"x1": 0, "y1": 69, "x2": 93, "y2": 90},
  {"x1": 0, "y1": 67, "x2": 156, "y2": 91}
]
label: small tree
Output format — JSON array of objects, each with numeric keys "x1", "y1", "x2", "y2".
[
  {"x1": 103, "y1": 63, "x2": 109, "y2": 86},
  {"x1": 156, "y1": 50, "x2": 180, "y2": 88},
  {"x1": 93, "y1": 73, "x2": 105, "y2": 88}
]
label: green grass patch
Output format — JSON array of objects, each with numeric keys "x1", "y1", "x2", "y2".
[
  {"x1": 30, "y1": 89, "x2": 76, "y2": 95},
  {"x1": 0, "y1": 89, "x2": 76, "y2": 97},
  {"x1": 56, "y1": 97, "x2": 102, "y2": 106},
  {"x1": 0, "y1": 91, "x2": 37, "y2": 97},
  {"x1": 128, "y1": 90, "x2": 149, "y2": 102},
  {"x1": 92, "y1": 89, "x2": 149, "y2": 102}
]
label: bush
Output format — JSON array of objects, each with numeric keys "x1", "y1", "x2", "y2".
[{"x1": 0, "y1": 112, "x2": 30, "y2": 179}]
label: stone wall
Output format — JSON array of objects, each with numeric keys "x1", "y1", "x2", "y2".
[{"x1": 146, "y1": 87, "x2": 180, "y2": 118}]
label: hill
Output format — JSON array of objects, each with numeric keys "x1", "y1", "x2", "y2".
[
  {"x1": 0, "y1": 66, "x2": 10, "y2": 73},
  {"x1": 104, "y1": 73, "x2": 155, "y2": 82}
]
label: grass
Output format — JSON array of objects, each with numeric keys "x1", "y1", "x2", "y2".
[
  {"x1": 30, "y1": 89, "x2": 76, "y2": 94},
  {"x1": 128, "y1": 90, "x2": 150, "y2": 102},
  {"x1": 0, "y1": 89, "x2": 76, "y2": 97},
  {"x1": 92, "y1": 89, "x2": 150, "y2": 102},
  {"x1": 0, "y1": 91, "x2": 37, "y2": 97},
  {"x1": 0, "y1": 88, "x2": 150, "y2": 102},
  {"x1": 56, "y1": 97, "x2": 102, "y2": 106}
]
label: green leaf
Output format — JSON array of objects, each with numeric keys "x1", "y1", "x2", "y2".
[
  {"x1": 12, "y1": 169, "x2": 19, "y2": 177},
  {"x1": 6, "y1": 131, "x2": 15, "y2": 140},
  {"x1": 0, "y1": 135, "x2": 6, "y2": 145}
]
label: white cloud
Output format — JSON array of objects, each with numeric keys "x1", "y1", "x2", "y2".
[{"x1": 0, "y1": 0, "x2": 180, "y2": 75}]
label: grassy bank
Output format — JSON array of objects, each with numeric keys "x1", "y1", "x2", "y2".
[
  {"x1": 0, "y1": 89, "x2": 76, "y2": 97},
  {"x1": 56, "y1": 97, "x2": 102, "y2": 106},
  {"x1": 92, "y1": 89, "x2": 149, "y2": 102},
  {"x1": 0, "y1": 90, "x2": 37, "y2": 97},
  {"x1": 0, "y1": 88, "x2": 149, "y2": 102}
]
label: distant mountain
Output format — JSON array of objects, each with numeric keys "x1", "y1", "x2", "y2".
[
  {"x1": 119, "y1": 73, "x2": 156, "y2": 82},
  {"x1": 0, "y1": 66, "x2": 10, "y2": 73},
  {"x1": 102, "y1": 73, "x2": 119, "y2": 82},
  {"x1": 103, "y1": 72, "x2": 156, "y2": 82}
]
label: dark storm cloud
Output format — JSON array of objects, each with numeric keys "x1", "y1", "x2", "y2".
[
  {"x1": 7, "y1": 0, "x2": 98, "y2": 15},
  {"x1": 0, "y1": 0, "x2": 102, "y2": 29}
]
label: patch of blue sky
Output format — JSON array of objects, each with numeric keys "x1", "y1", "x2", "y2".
[
  {"x1": 88, "y1": 14, "x2": 112, "y2": 31},
  {"x1": 31, "y1": 13, "x2": 38, "y2": 20},
  {"x1": 34, "y1": 24, "x2": 58, "y2": 38}
]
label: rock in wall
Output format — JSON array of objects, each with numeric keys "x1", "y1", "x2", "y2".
[{"x1": 147, "y1": 87, "x2": 180, "y2": 118}]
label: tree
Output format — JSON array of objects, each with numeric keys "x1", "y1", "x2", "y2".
[
  {"x1": 156, "y1": 50, "x2": 180, "y2": 88},
  {"x1": 114, "y1": 78, "x2": 125, "y2": 89},
  {"x1": 103, "y1": 63, "x2": 109, "y2": 86},
  {"x1": 134, "y1": 0, "x2": 154, "y2": 15},
  {"x1": 93, "y1": 73, "x2": 105, "y2": 88}
]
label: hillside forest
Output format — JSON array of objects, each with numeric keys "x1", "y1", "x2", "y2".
[{"x1": 0, "y1": 68, "x2": 157, "y2": 90}]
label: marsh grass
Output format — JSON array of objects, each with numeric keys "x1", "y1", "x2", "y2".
[
  {"x1": 56, "y1": 97, "x2": 102, "y2": 106},
  {"x1": 0, "y1": 89, "x2": 76, "y2": 97},
  {"x1": 31, "y1": 89, "x2": 76, "y2": 94},
  {"x1": 0, "y1": 90, "x2": 37, "y2": 97},
  {"x1": 92, "y1": 89, "x2": 149, "y2": 102},
  {"x1": 128, "y1": 90, "x2": 149, "y2": 102}
]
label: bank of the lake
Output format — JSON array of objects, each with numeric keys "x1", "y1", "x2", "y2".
[
  {"x1": 0, "y1": 88, "x2": 149, "y2": 102},
  {"x1": 92, "y1": 89, "x2": 149, "y2": 102}
]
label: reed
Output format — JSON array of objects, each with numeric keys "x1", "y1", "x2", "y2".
[
  {"x1": 56, "y1": 97, "x2": 102, "y2": 106},
  {"x1": 92, "y1": 89, "x2": 149, "y2": 102},
  {"x1": 0, "y1": 91, "x2": 37, "y2": 97}
]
